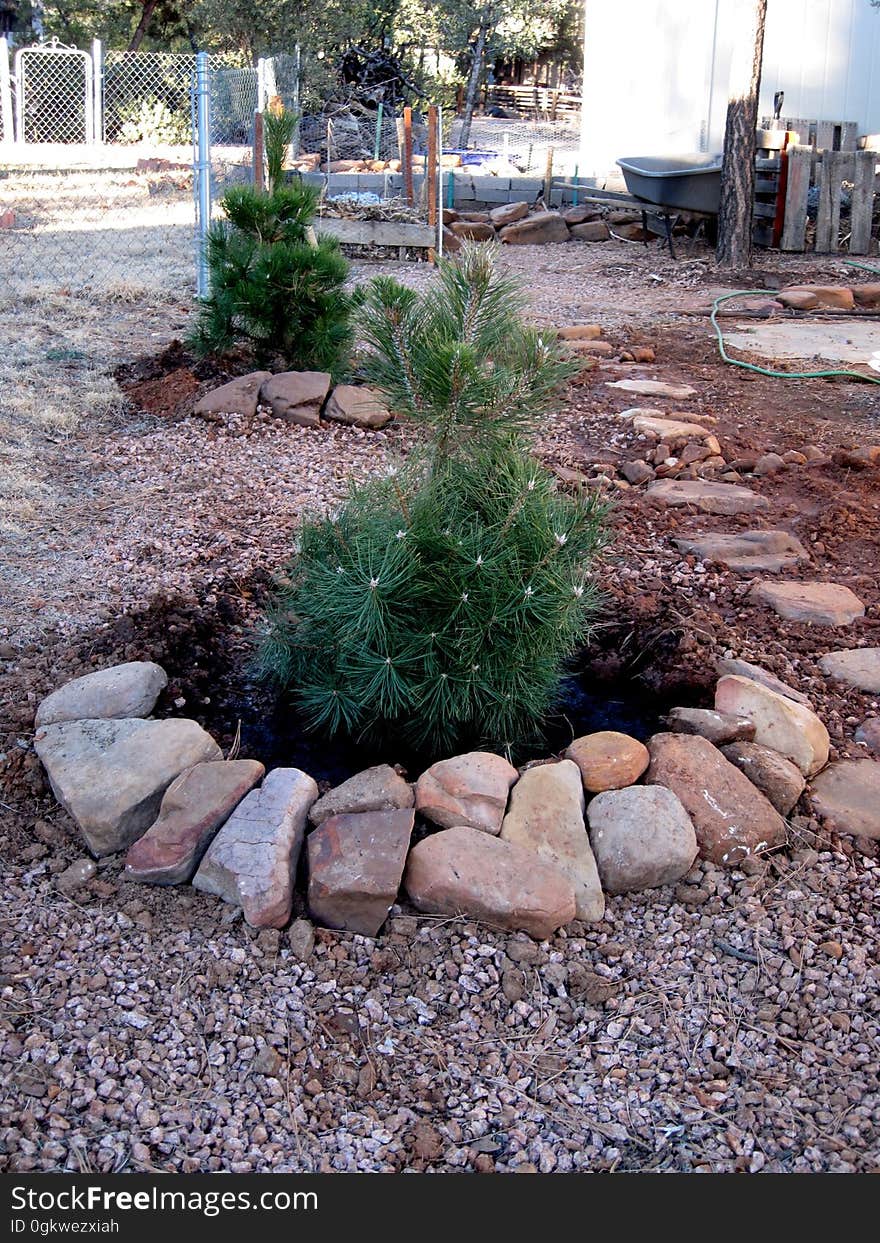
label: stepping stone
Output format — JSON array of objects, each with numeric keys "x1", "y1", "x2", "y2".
[
  {"x1": 324, "y1": 385, "x2": 392, "y2": 429},
  {"x1": 35, "y1": 661, "x2": 168, "y2": 727},
  {"x1": 307, "y1": 808, "x2": 414, "y2": 937},
  {"x1": 750, "y1": 580, "x2": 865, "y2": 626},
  {"x1": 193, "y1": 768, "x2": 317, "y2": 928},
  {"x1": 557, "y1": 324, "x2": 602, "y2": 340},
  {"x1": 500, "y1": 760, "x2": 604, "y2": 922},
  {"x1": 647, "y1": 479, "x2": 770, "y2": 515},
  {"x1": 646, "y1": 732, "x2": 786, "y2": 866},
  {"x1": 810, "y1": 759, "x2": 880, "y2": 839},
  {"x1": 565, "y1": 731, "x2": 649, "y2": 792},
  {"x1": 605, "y1": 380, "x2": 696, "y2": 400},
  {"x1": 675, "y1": 530, "x2": 809, "y2": 573},
  {"x1": 34, "y1": 718, "x2": 222, "y2": 857},
  {"x1": 260, "y1": 371, "x2": 331, "y2": 427},
  {"x1": 666, "y1": 707, "x2": 755, "y2": 746},
  {"x1": 124, "y1": 759, "x2": 265, "y2": 885},
  {"x1": 631, "y1": 415, "x2": 715, "y2": 443},
  {"x1": 720, "y1": 742, "x2": 806, "y2": 816},
  {"x1": 715, "y1": 674, "x2": 829, "y2": 777},
  {"x1": 309, "y1": 763, "x2": 413, "y2": 827},
  {"x1": 587, "y1": 785, "x2": 697, "y2": 894},
  {"x1": 818, "y1": 648, "x2": 880, "y2": 693},
  {"x1": 195, "y1": 371, "x2": 271, "y2": 418},
  {"x1": 404, "y1": 826, "x2": 576, "y2": 941},
  {"x1": 415, "y1": 751, "x2": 519, "y2": 835},
  {"x1": 716, "y1": 657, "x2": 811, "y2": 706}
]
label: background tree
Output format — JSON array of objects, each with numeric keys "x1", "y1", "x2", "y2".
[{"x1": 716, "y1": 0, "x2": 768, "y2": 268}]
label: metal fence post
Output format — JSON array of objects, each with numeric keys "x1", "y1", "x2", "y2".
[
  {"x1": 13, "y1": 46, "x2": 23, "y2": 144},
  {"x1": 0, "y1": 36, "x2": 13, "y2": 146},
  {"x1": 194, "y1": 51, "x2": 212, "y2": 299},
  {"x1": 92, "y1": 38, "x2": 103, "y2": 144},
  {"x1": 256, "y1": 57, "x2": 267, "y2": 113}
]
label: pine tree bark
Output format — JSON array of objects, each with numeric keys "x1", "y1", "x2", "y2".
[
  {"x1": 716, "y1": 0, "x2": 768, "y2": 268},
  {"x1": 458, "y1": 14, "x2": 490, "y2": 150},
  {"x1": 127, "y1": 0, "x2": 160, "y2": 53}
]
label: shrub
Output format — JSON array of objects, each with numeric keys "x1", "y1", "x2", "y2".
[
  {"x1": 117, "y1": 97, "x2": 191, "y2": 146},
  {"x1": 189, "y1": 182, "x2": 354, "y2": 375},
  {"x1": 258, "y1": 244, "x2": 608, "y2": 754}
]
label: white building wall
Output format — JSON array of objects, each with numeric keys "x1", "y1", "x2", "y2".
[{"x1": 580, "y1": 0, "x2": 880, "y2": 180}]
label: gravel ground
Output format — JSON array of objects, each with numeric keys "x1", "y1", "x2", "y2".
[{"x1": 2, "y1": 240, "x2": 880, "y2": 1173}]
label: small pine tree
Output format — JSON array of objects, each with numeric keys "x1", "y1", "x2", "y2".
[
  {"x1": 189, "y1": 180, "x2": 354, "y2": 375},
  {"x1": 258, "y1": 244, "x2": 609, "y2": 754}
]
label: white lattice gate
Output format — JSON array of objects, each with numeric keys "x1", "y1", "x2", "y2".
[{"x1": 14, "y1": 38, "x2": 94, "y2": 145}]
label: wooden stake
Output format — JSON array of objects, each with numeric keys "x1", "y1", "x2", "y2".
[
  {"x1": 543, "y1": 145, "x2": 555, "y2": 204},
  {"x1": 253, "y1": 110, "x2": 264, "y2": 192},
  {"x1": 403, "y1": 106, "x2": 415, "y2": 206},
  {"x1": 427, "y1": 104, "x2": 438, "y2": 262}
]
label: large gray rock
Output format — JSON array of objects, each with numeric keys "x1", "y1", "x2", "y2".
[
  {"x1": 35, "y1": 661, "x2": 168, "y2": 727},
  {"x1": 809, "y1": 759, "x2": 880, "y2": 839},
  {"x1": 307, "y1": 808, "x2": 414, "y2": 936},
  {"x1": 193, "y1": 768, "x2": 317, "y2": 927},
  {"x1": 646, "y1": 732, "x2": 786, "y2": 866},
  {"x1": 415, "y1": 751, "x2": 518, "y2": 835},
  {"x1": 674, "y1": 530, "x2": 809, "y2": 573},
  {"x1": 324, "y1": 385, "x2": 392, "y2": 430},
  {"x1": 499, "y1": 212, "x2": 570, "y2": 244},
  {"x1": 500, "y1": 760, "x2": 604, "y2": 922},
  {"x1": 260, "y1": 371, "x2": 331, "y2": 426},
  {"x1": 309, "y1": 764, "x2": 413, "y2": 827},
  {"x1": 750, "y1": 580, "x2": 865, "y2": 627},
  {"x1": 124, "y1": 759, "x2": 265, "y2": 884},
  {"x1": 855, "y1": 718, "x2": 880, "y2": 756},
  {"x1": 404, "y1": 826, "x2": 576, "y2": 941},
  {"x1": 818, "y1": 648, "x2": 880, "y2": 693},
  {"x1": 195, "y1": 371, "x2": 271, "y2": 418},
  {"x1": 720, "y1": 742, "x2": 806, "y2": 816},
  {"x1": 34, "y1": 718, "x2": 222, "y2": 856},
  {"x1": 715, "y1": 674, "x2": 829, "y2": 777},
  {"x1": 647, "y1": 479, "x2": 770, "y2": 516},
  {"x1": 587, "y1": 785, "x2": 698, "y2": 894}
]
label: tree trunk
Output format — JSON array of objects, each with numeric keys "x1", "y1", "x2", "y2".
[
  {"x1": 127, "y1": 0, "x2": 160, "y2": 53},
  {"x1": 716, "y1": 0, "x2": 768, "y2": 268},
  {"x1": 458, "y1": 17, "x2": 489, "y2": 150}
]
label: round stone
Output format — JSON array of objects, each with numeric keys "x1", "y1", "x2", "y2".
[{"x1": 565, "y1": 731, "x2": 649, "y2": 793}]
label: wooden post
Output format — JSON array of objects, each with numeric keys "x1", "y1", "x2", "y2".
[
  {"x1": 253, "y1": 110, "x2": 264, "y2": 192},
  {"x1": 373, "y1": 101, "x2": 384, "y2": 162},
  {"x1": 543, "y1": 146, "x2": 554, "y2": 205},
  {"x1": 427, "y1": 104, "x2": 438, "y2": 262},
  {"x1": 403, "y1": 105, "x2": 415, "y2": 206}
]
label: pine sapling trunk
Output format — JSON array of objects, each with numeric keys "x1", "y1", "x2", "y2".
[{"x1": 716, "y1": 0, "x2": 768, "y2": 268}]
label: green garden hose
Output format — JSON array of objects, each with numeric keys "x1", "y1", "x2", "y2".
[{"x1": 710, "y1": 289, "x2": 880, "y2": 385}]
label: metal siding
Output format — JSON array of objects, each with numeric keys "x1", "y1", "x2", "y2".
[{"x1": 580, "y1": 0, "x2": 880, "y2": 180}]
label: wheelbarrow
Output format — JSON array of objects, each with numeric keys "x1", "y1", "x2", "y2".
[{"x1": 616, "y1": 154, "x2": 723, "y2": 256}]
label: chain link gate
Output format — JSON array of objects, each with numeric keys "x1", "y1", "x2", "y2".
[{"x1": 14, "y1": 37, "x2": 94, "y2": 145}]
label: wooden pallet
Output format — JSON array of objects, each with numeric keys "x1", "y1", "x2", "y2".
[{"x1": 780, "y1": 146, "x2": 878, "y2": 254}]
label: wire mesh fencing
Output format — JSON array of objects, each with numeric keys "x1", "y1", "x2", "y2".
[{"x1": 102, "y1": 50, "x2": 195, "y2": 146}]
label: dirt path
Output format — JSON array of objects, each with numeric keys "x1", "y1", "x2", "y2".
[{"x1": 2, "y1": 239, "x2": 880, "y2": 1173}]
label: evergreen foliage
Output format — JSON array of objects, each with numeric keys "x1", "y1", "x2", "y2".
[
  {"x1": 258, "y1": 244, "x2": 608, "y2": 754},
  {"x1": 189, "y1": 181, "x2": 353, "y2": 375},
  {"x1": 262, "y1": 106, "x2": 299, "y2": 194}
]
